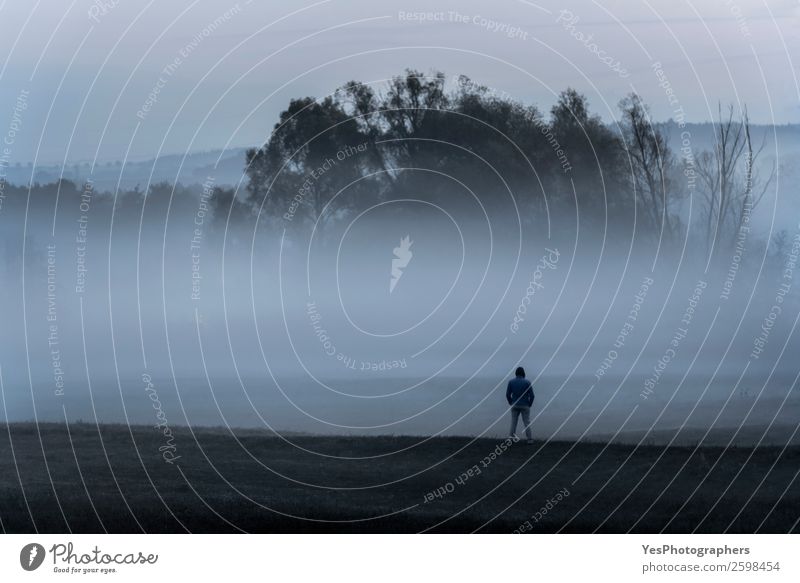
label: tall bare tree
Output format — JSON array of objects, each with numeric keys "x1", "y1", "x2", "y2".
[
  {"x1": 695, "y1": 104, "x2": 773, "y2": 264},
  {"x1": 618, "y1": 93, "x2": 681, "y2": 241}
]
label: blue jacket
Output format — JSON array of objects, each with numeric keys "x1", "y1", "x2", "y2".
[{"x1": 507, "y1": 376, "x2": 534, "y2": 407}]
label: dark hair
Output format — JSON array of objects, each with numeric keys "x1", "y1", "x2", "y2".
[{"x1": 515, "y1": 366, "x2": 525, "y2": 377}]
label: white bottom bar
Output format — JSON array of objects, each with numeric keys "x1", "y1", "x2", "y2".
[{"x1": 1, "y1": 534, "x2": 797, "y2": 582}]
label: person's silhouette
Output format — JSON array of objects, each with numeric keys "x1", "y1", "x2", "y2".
[{"x1": 506, "y1": 366, "x2": 534, "y2": 443}]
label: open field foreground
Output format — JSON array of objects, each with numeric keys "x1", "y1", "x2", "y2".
[{"x1": 0, "y1": 423, "x2": 797, "y2": 533}]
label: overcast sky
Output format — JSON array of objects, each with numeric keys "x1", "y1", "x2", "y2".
[{"x1": 1, "y1": 0, "x2": 798, "y2": 164}]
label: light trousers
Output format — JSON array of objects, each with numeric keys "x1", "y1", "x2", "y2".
[{"x1": 509, "y1": 405, "x2": 532, "y2": 440}]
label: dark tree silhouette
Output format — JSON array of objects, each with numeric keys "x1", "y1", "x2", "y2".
[
  {"x1": 245, "y1": 95, "x2": 375, "y2": 240},
  {"x1": 549, "y1": 89, "x2": 626, "y2": 221},
  {"x1": 618, "y1": 93, "x2": 683, "y2": 242},
  {"x1": 239, "y1": 71, "x2": 772, "y2": 255}
]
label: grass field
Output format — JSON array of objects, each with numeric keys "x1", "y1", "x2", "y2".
[{"x1": 0, "y1": 422, "x2": 798, "y2": 533}]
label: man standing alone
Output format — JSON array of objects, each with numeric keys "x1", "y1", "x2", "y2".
[{"x1": 506, "y1": 366, "x2": 534, "y2": 444}]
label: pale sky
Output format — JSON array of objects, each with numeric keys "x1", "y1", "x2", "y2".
[{"x1": 0, "y1": 0, "x2": 798, "y2": 164}]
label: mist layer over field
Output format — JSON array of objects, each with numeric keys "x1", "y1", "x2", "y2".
[{"x1": 2, "y1": 175, "x2": 798, "y2": 444}]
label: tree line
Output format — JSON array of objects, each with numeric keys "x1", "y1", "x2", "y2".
[
  {"x1": 1, "y1": 70, "x2": 774, "y2": 268},
  {"x1": 234, "y1": 70, "x2": 772, "y2": 264}
]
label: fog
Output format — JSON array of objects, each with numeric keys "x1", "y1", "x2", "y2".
[
  {"x1": 1, "y1": 170, "x2": 798, "y2": 445},
  {"x1": 1, "y1": 0, "x2": 798, "y2": 445}
]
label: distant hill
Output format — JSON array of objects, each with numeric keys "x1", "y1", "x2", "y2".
[
  {"x1": 3, "y1": 122, "x2": 799, "y2": 194},
  {"x1": 660, "y1": 121, "x2": 800, "y2": 156},
  {"x1": 2, "y1": 147, "x2": 249, "y2": 193}
]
